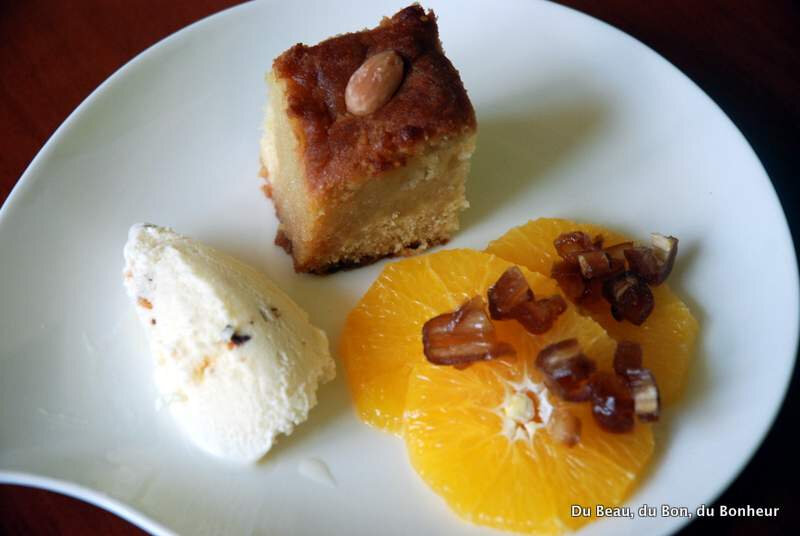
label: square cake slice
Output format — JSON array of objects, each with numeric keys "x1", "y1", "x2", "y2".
[{"x1": 260, "y1": 4, "x2": 477, "y2": 274}]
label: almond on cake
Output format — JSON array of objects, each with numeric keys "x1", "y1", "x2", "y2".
[{"x1": 260, "y1": 4, "x2": 477, "y2": 274}]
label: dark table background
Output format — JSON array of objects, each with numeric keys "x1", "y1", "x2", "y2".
[{"x1": 1, "y1": 1, "x2": 798, "y2": 534}]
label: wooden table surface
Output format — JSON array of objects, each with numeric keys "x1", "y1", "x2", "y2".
[{"x1": 1, "y1": 1, "x2": 798, "y2": 534}]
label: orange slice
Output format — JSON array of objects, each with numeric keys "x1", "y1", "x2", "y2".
[
  {"x1": 404, "y1": 360, "x2": 653, "y2": 533},
  {"x1": 486, "y1": 218, "x2": 699, "y2": 405}
]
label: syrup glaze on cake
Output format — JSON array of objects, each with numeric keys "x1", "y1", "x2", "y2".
[{"x1": 273, "y1": 4, "x2": 476, "y2": 192}]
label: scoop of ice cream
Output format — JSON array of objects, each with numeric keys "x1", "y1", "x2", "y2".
[{"x1": 123, "y1": 223, "x2": 335, "y2": 463}]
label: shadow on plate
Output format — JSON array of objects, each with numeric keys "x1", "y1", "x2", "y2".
[
  {"x1": 462, "y1": 98, "x2": 608, "y2": 231},
  {"x1": 261, "y1": 369, "x2": 353, "y2": 464}
]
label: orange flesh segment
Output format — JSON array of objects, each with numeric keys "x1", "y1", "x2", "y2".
[{"x1": 486, "y1": 218, "x2": 699, "y2": 405}]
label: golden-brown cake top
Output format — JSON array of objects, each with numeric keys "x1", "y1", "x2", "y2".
[{"x1": 272, "y1": 4, "x2": 477, "y2": 192}]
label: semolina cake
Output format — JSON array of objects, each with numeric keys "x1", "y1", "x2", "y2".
[{"x1": 260, "y1": 4, "x2": 477, "y2": 274}]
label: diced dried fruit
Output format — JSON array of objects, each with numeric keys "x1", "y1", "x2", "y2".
[
  {"x1": 606, "y1": 257, "x2": 627, "y2": 278},
  {"x1": 627, "y1": 368, "x2": 661, "y2": 422},
  {"x1": 603, "y1": 272, "x2": 655, "y2": 325},
  {"x1": 488, "y1": 266, "x2": 533, "y2": 320},
  {"x1": 554, "y1": 231, "x2": 597, "y2": 261},
  {"x1": 577, "y1": 250, "x2": 612, "y2": 279},
  {"x1": 422, "y1": 296, "x2": 515, "y2": 366},
  {"x1": 624, "y1": 247, "x2": 661, "y2": 284},
  {"x1": 603, "y1": 241, "x2": 634, "y2": 262},
  {"x1": 552, "y1": 235, "x2": 630, "y2": 304},
  {"x1": 513, "y1": 295, "x2": 567, "y2": 335},
  {"x1": 580, "y1": 277, "x2": 606, "y2": 304},
  {"x1": 551, "y1": 260, "x2": 585, "y2": 300},
  {"x1": 650, "y1": 233, "x2": 679, "y2": 285},
  {"x1": 613, "y1": 341, "x2": 643, "y2": 377},
  {"x1": 536, "y1": 339, "x2": 596, "y2": 402},
  {"x1": 487, "y1": 266, "x2": 566, "y2": 334},
  {"x1": 137, "y1": 297, "x2": 153, "y2": 309},
  {"x1": 589, "y1": 371, "x2": 635, "y2": 433},
  {"x1": 613, "y1": 342, "x2": 660, "y2": 421},
  {"x1": 547, "y1": 406, "x2": 582, "y2": 447},
  {"x1": 624, "y1": 234, "x2": 679, "y2": 286}
]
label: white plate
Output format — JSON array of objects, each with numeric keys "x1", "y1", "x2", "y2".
[{"x1": 1, "y1": 0, "x2": 797, "y2": 534}]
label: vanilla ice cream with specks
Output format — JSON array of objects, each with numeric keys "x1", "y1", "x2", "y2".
[{"x1": 123, "y1": 224, "x2": 335, "y2": 463}]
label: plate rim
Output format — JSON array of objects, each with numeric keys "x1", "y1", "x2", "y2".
[{"x1": 1, "y1": 1, "x2": 797, "y2": 535}]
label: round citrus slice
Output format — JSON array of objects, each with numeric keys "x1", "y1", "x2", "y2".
[
  {"x1": 404, "y1": 358, "x2": 654, "y2": 534},
  {"x1": 339, "y1": 249, "x2": 617, "y2": 434},
  {"x1": 486, "y1": 218, "x2": 698, "y2": 405}
]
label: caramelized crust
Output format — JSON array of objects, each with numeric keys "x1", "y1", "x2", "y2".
[{"x1": 273, "y1": 5, "x2": 476, "y2": 192}]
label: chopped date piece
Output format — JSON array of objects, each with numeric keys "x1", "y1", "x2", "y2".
[
  {"x1": 537, "y1": 338, "x2": 579, "y2": 362},
  {"x1": 606, "y1": 257, "x2": 627, "y2": 278},
  {"x1": 613, "y1": 341, "x2": 643, "y2": 377},
  {"x1": 623, "y1": 247, "x2": 661, "y2": 284},
  {"x1": 577, "y1": 250, "x2": 613, "y2": 279},
  {"x1": 536, "y1": 339, "x2": 596, "y2": 402},
  {"x1": 603, "y1": 272, "x2": 655, "y2": 325},
  {"x1": 603, "y1": 241, "x2": 634, "y2": 262},
  {"x1": 627, "y1": 368, "x2": 661, "y2": 422},
  {"x1": 488, "y1": 266, "x2": 534, "y2": 320},
  {"x1": 580, "y1": 277, "x2": 606, "y2": 304},
  {"x1": 513, "y1": 295, "x2": 567, "y2": 335},
  {"x1": 551, "y1": 261, "x2": 586, "y2": 301},
  {"x1": 624, "y1": 234, "x2": 679, "y2": 286},
  {"x1": 547, "y1": 407, "x2": 582, "y2": 447},
  {"x1": 612, "y1": 341, "x2": 661, "y2": 421},
  {"x1": 422, "y1": 296, "x2": 515, "y2": 366},
  {"x1": 487, "y1": 266, "x2": 566, "y2": 334},
  {"x1": 551, "y1": 234, "x2": 631, "y2": 304},
  {"x1": 650, "y1": 233, "x2": 679, "y2": 285},
  {"x1": 544, "y1": 294, "x2": 568, "y2": 315},
  {"x1": 589, "y1": 371, "x2": 635, "y2": 433},
  {"x1": 554, "y1": 231, "x2": 598, "y2": 262},
  {"x1": 578, "y1": 258, "x2": 624, "y2": 305}
]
